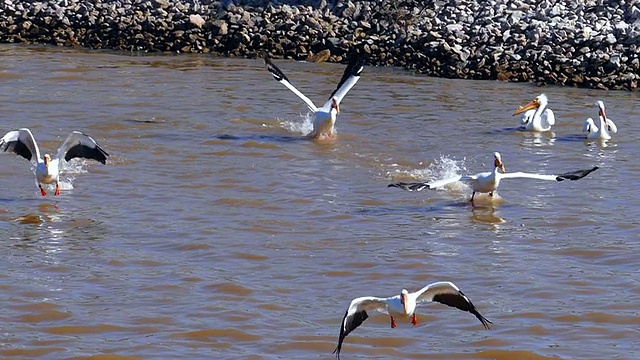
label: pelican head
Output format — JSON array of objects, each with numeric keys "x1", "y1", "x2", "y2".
[
  {"x1": 44, "y1": 154, "x2": 51, "y2": 169},
  {"x1": 513, "y1": 93, "x2": 547, "y2": 116},
  {"x1": 493, "y1": 152, "x2": 506, "y2": 173},
  {"x1": 331, "y1": 98, "x2": 340, "y2": 114},
  {"x1": 400, "y1": 289, "x2": 409, "y2": 314}
]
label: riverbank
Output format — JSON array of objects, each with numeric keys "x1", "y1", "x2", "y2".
[{"x1": 0, "y1": 0, "x2": 638, "y2": 90}]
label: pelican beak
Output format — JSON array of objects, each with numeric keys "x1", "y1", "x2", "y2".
[
  {"x1": 44, "y1": 156, "x2": 49, "y2": 169},
  {"x1": 599, "y1": 107, "x2": 608, "y2": 125},
  {"x1": 513, "y1": 99, "x2": 539, "y2": 116},
  {"x1": 495, "y1": 158, "x2": 506, "y2": 173},
  {"x1": 401, "y1": 293, "x2": 409, "y2": 314},
  {"x1": 332, "y1": 99, "x2": 340, "y2": 114}
]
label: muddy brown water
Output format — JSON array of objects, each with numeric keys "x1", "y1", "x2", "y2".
[{"x1": 0, "y1": 44, "x2": 639, "y2": 359}]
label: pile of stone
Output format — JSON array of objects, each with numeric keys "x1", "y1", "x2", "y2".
[{"x1": 0, "y1": 0, "x2": 638, "y2": 90}]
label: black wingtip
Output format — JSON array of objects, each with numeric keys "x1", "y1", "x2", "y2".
[
  {"x1": 556, "y1": 166, "x2": 599, "y2": 181},
  {"x1": 388, "y1": 182, "x2": 429, "y2": 192},
  {"x1": 263, "y1": 54, "x2": 289, "y2": 83}
]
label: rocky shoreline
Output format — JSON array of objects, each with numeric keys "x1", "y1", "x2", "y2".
[{"x1": 1, "y1": 0, "x2": 638, "y2": 91}]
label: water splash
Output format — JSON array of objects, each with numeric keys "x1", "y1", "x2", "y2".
[
  {"x1": 276, "y1": 112, "x2": 315, "y2": 136},
  {"x1": 388, "y1": 155, "x2": 470, "y2": 193}
]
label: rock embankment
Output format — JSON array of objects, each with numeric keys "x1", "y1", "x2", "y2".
[{"x1": 1, "y1": 0, "x2": 638, "y2": 91}]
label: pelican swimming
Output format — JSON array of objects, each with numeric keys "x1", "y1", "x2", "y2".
[
  {"x1": 333, "y1": 281, "x2": 491, "y2": 359},
  {"x1": 0, "y1": 128, "x2": 109, "y2": 196},
  {"x1": 513, "y1": 93, "x2": 555, "y2": 131},
  {"x1": 389, "y1": 152, "x2": 598, "y2": 204},
  {"x1": 263, "y1": 54, "x2": 364, "y2": 139},
  {"x1": 583, "y1": 100, "x2": 617, "y2": 140}
]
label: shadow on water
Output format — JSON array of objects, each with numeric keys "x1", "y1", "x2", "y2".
[{"x1": 213, "y1": 133, "x2": 309, "y2": 143}]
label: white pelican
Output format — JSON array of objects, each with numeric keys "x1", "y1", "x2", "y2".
[
  {"x1": 389, "y1": 152, "x2": 598, "y2": 204},
  {"x1": 263, "y1": 54, "x2": 364, "y2": 139},
  {"x1": 513, "y1": 93, "x2": 555, "y2": 131},
  {"x1": 583, "y1": 100, "x2": 617, "y2": 140},
  {"x1": 0, "y1": 128, "x2": 109, "y2": 196},
  {"x1": 333, "y1": 281, "x2": 491, "y2": 359}
]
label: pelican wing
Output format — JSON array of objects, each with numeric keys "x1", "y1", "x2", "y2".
[
  {"x1": 0, "y1": 128, "x2": 41, "y2": 163},
  {"x1": 606, "y1": 118, "x2": 617, "y2": 133},
  {"x1": 263, "y1": 56, "x2": 319, "y2": 112},
  {"x1": 583, "y1": 118, "x2": 595, "y2": 133},
  {"x1": 334, "y1": 296, "x2": 387, "y2": 359},
  {"x1": 416, "y1": 281, "x2": 492, "y2": 329},
  {"x1": 56, "y1": 131, "x2": 109, "y2": 164},
  {"x1": 501, "y1": 166, "x2": 598, "y2": 182},
  {"x1": 323, "y1": 55, "x2": 365, "y2": 109},
  {"x1": 543, "y1": 109, "x2": 555, "y2": 126},
  {"x1": 520, "y1": 109, "x2": 536, "y2": 126}
]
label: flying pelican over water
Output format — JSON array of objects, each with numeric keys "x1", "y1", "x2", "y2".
[
  {"x1": 389, "y1": 152, "x2": 598, "y2": 204},
  {"x1": 583, "y1": 100, "x2": 617, "y2": 140},
  {"x1": 333, "y1": 281, "x2": 491, "y2": 359},
  {"x1": 0, "y1": 128, "x2": 109, "y2": 196},
  {"x1": 263, "y1": 54, "x2": 364, "y2": 139},
  {"x1": 513, "y1": 93, "x2": 555, "y2": 131}
]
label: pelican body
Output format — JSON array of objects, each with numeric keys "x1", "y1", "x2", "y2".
[
  {"x1": 389, "y1": 152, "x2": 598, "y2": 204},
  {"x1": 264, "y1": 54, "x2": 364, "y2": 139},
  {"x1": 583, "y1": 100, "x2": 617, "y2": 140},
  {"x1": 334, "y1": 281, "x2": 491, "y2": 359},
  {"x1": 513, "y1": 93, "x2": 555, "y2": 131},
  {"x1": 0, "y1": 128, "x2": 109, "y2": 196}
]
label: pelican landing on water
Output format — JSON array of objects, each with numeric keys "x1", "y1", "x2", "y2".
[
  {"x1": 0, "y1": 128, "x2": 109, "y2": 196},
  {"x1": 263, "y1": 54, "x2": 364, "y2": 140},
  {"x1": 513, "y1": 93, "x2": 555, "y2": 131},
  {"x1": 333, "y1": 281, "x2": 491, "y2": 359},
  {"x1": 389, "y1": 152, "x2": 599, "y2": 205}
]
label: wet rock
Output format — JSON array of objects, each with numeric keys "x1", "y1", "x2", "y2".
[{"x1": 0, "y1": 0, "x2": 637, "y2": 91}]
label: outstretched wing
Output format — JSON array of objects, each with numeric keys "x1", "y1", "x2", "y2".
[
  {"x1": 333, "y1": 296, "x2": 387, "y2": 359},
  {"x1": 324, "y1": 55, "x2": 365, "y2": 108},
  {"x1": 56, "y1": 131, "x2": 109, "y2": 164},
  {"x1": 501, "y1": 166, "x2": 598, "y2": 182},
  {"x1": 263, "y1": 56, "x2": 318, "y2": 112},
  {"x1": 0, "y1": 128, "x2": 41, "y2": 163},
  {"x1": 416, "y1": 281, "x2": 492, "y2": 330}
]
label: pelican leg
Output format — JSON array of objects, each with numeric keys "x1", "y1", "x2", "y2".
[
  {"x1": 390, "y1": 316, "x2": 397, "y2": 329},
  {"x1": 411, "y1": 313, "x2": 418, "y2": 326},
  {"x1": 39, "y1": 185, "x2": 47, "y2": 196},
  {"x1": 54, "y1": 183, "x2": 60, "y2": 196}
]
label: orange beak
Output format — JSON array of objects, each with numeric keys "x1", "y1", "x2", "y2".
[
  {"x1": 494, "y1": 159, "x2": 506, "y2": 173},
  {"x1": 599, "y1": 108, "x2": 608, "y2": 126},
  {"x1": 44, "y1": 156, "x2": 49, "y2": 169},
  {"x1": 513, "y1": 99, "x2": 539, "y2": 116},
  {"x1": 332, "y1": 99, "x2": 340, "y2": 114}
]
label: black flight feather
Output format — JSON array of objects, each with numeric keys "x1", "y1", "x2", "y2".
[
  {"x1": 333, "y1": 309, "x2": 369, "y2": 359},
  {"x1": 0, "y1": 139, "x2": 33, "y2": 161},
  {"x1": 329, "y1": 55, "x2": 365, "y2": 100},
  {"x1": 555, "y1": 166, "x2": 599, "y2": 181},
  {"x1": 432, "y1": 292, "x2": 492, "y2": 330}
]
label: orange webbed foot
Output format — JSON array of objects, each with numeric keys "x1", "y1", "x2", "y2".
[
  {"x1": 390, "y1": 316, "x2": 397, "y2": 329},
  {"x1": 54, "y1": 184, "x2": 60, "y2": 196},
  {"x1": 411, "y1": 313, "x2": 418, "y2": 326},
  {"x1": 39, "y1": 186, "x2": 47, "y2": 196}
]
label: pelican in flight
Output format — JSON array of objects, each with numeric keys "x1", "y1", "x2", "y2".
[
  {"x1": 263, "y1": 54, "x2": 364, "y2": 139},
  {"x1": 389, "y1": 152, "x2": 598, "y2": 204},
  {"x1": 0, "y1": 128, "x2": 109, "y2": 196},
  {"x1": 333, "y1": 281, "x2": 491, "y2": 359},
  {"x1": 583, "y1": 100, "x2": 617, "y2": 140},
  {"x1": 513, "y1": 93, "x2": 555, "y2": 131}
]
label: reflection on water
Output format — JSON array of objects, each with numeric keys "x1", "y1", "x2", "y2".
[{"x1": 0, "y1": 44, "x2": 639, "y2": 360}]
